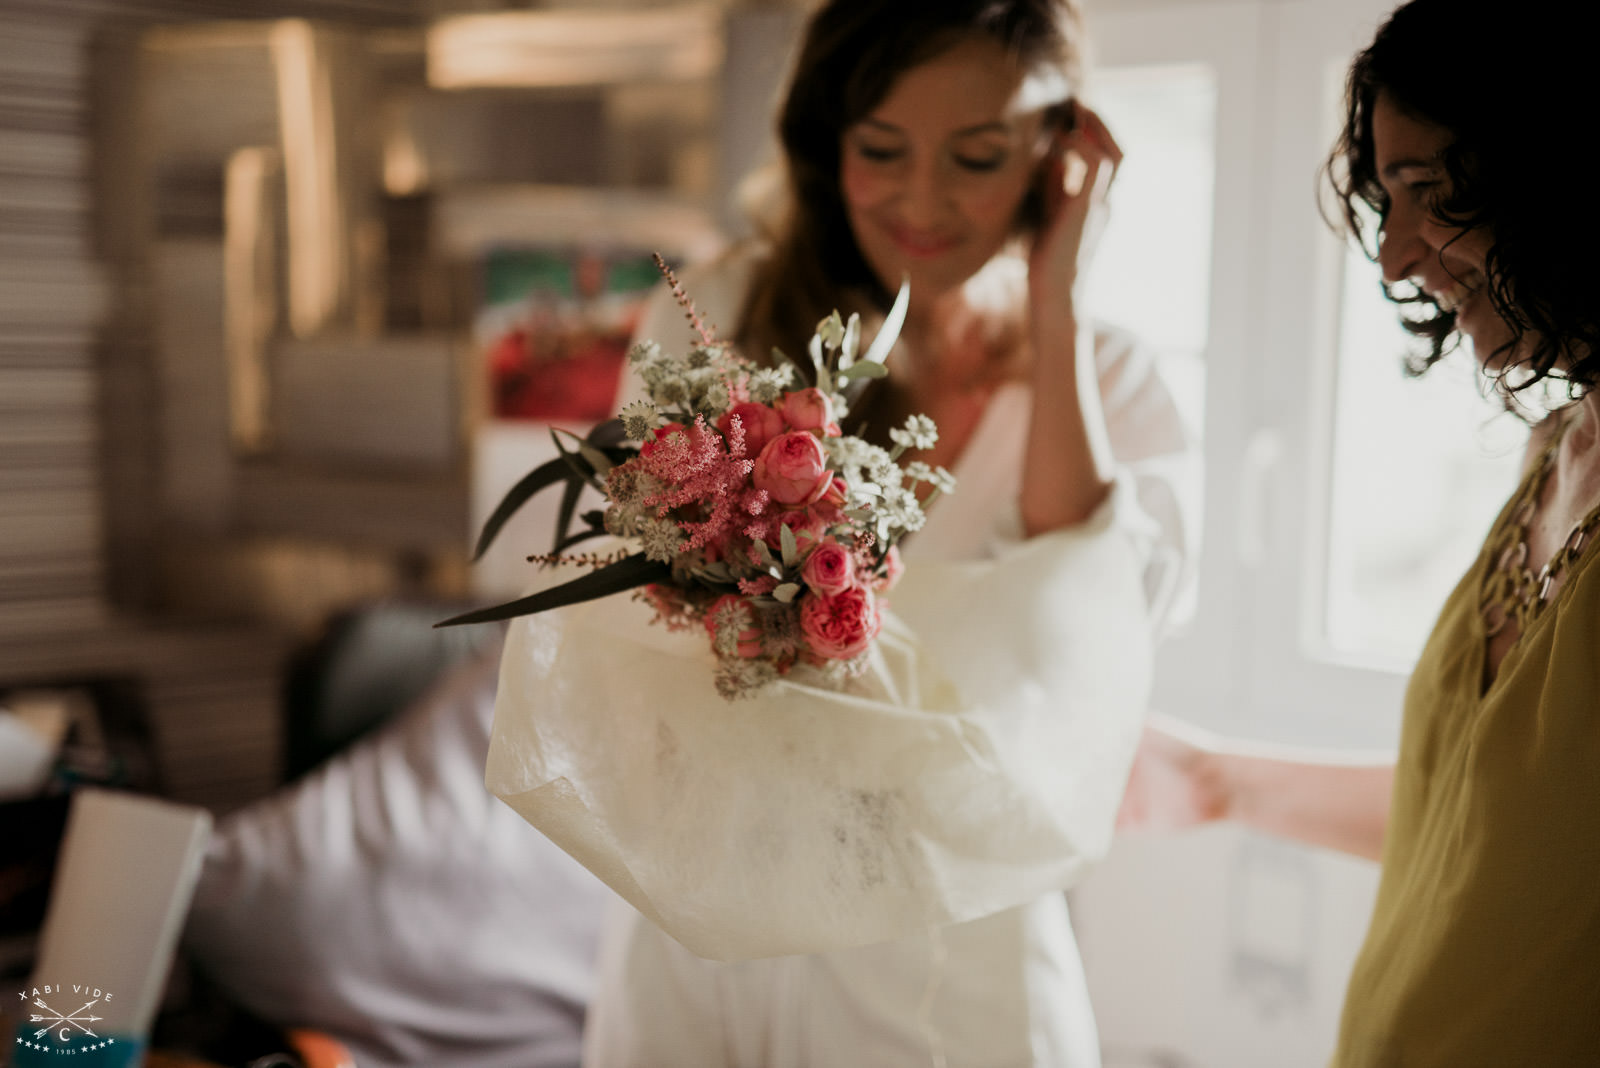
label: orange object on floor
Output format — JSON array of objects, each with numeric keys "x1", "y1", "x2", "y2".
[{"x1": 286, "y1": 1029, "x2": 358, "y2": 1068}]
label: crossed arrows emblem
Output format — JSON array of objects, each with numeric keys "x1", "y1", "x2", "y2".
[{"x1": 29, "y1": 996, "x2": 103, "y2": 1042}]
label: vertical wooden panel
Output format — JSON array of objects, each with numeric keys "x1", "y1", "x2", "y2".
[{"x1": 0, "y1": 0, "x2": 423, "y2": 814}]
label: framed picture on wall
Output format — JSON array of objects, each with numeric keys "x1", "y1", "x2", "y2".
[
  {"x1": 476, "y1": 245, "x2": 666, "y2": 423},
  {"x1": 438, "y1": 184, "x2": 724, "y2": 426}
]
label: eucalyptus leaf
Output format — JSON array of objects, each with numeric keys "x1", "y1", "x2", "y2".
[
  {"x1": 817, "y1": 311, "x2": 845, "y2": 349},
  {"x1": 859, "y1": 277, "x2": 910, "y2": 367},
  {"x1": 697, "y1": 560, "x2": 734, "y2": 582},
  {"x1": 553, "y1": 473, "x2": 584, "y2": 552},
  {"x1": 779, "y1": 524, "x2": 799, "y2": 568},
  {"x1": 841, "y1": 312, "x2": 861, "y2": 366},
  {"x1": 550, "y1": 426, "x2": 586, "y2": 451},
  {"x1": 586, "y1": 418, "x2": 628, "y2": 450},
  {"x1": 773, "y1": 582, "x2": 801, "y2": 604},
  {"x1": 549, "y1": 428, "x2": 607, "y2": 493},
  {"x1": 752, "y1": 540, "x2": 778, "y2": 570},
  {"x1": 838, "y1": 360, "x2": 889, "y2": 382},
  {"x1": 472, "y1": 455, "x2": 582, "y2": 561},
  {"x1": 577, "y1": 441, "x2": 615, "y2": 478},
  {"x1": 435, "y1": 553, "x2": 671, "y2": 627}
]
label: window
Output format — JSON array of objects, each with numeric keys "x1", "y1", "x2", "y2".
[
  {"x1": 1075, "y1": 5, "x2": 1534, "y2": 1065},
  {"x1": 1090, "y1": 0, "x2": 1529, "y2": 748},
  {"x1": 1319, "y1": 244, "x2": 1524, "y2": 668},
  {"x1": 1089, "y1": 63, "x2": 1218, "y2": 626}
]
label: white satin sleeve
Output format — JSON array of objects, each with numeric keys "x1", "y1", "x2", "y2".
[
  {"x1": 1092, "y1": 323, "x2": 1198, "y2": 634},
  {"x1": 486, "y1": 516, "x2": 1150, "y2": 962},
  {"x1": 910, "y1": 324, "x2": 1196, "y2": 634}
]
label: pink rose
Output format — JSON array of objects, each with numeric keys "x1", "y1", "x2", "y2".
[
  {"x1": 801, "y1": 540, "x2": 854, "y2": 596},
  {"x1": 793, "y1": 476, "x2": 848, "y2": 532},
  {"x1": 873, "y1": 545, "x2": 904, "y2": 592},
  {"x1": 718, "y1": 401, "x2": 786, "y2": 459},
  {"x1": 779, "y1": 388, "x2": 841, "y2": 436},
  {"x1": 704, "y1": 593, "x2": 763, "y2": 659},
  {"x1": 799, "y1": 586, "x2": 881, "y2": 661},
  {"x1": 753, "y1": 431, "x2": 833, "y2": 507}
]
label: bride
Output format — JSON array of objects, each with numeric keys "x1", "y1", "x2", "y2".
[{"x1": 499, "y1": 1, "x2": 1196, "y2": 1064}]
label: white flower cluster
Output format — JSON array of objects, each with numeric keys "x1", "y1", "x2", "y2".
[
  {"x1": 825, "y1": 415, "x2": 954, "y2": 546},
  {"x1": 626, "y1": 338, "x2": 747, "y2": 429},
  {"x1": 603, "y1": 464, "x2": 669, "y2": 544},
  {"x1": 889, "y1": 414, "x2": 939, "y2": 452},
  {"x1": 748, "y1": 366, "x2": 796, "y2": 405},
  {"x1": 620, "y1": 399, "x2": 665, "y2": 442}
]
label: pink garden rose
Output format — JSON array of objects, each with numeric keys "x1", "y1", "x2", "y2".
[
  {"x1": 799, "y1": 586, "x2": 881, "y2": 660},
  {"x1": 704, "y1": 593, "x2": 763, "y2": 659},
  {"x1": 718, "y1": 401, "x2": 786, "y2": 459},
  {"x1": 778, "y1": 388, "x2": 841, "y2": 436},
  {"x1": 753, "y1": 430, "x2": 833, "y2": 507},
  {"x1": 801, "y1": 540, "x2": 854, "y2": 596}
]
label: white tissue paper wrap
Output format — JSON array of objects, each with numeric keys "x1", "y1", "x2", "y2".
[{"x1": 487, "y1": 514, "x2": 1150, "y2": 963}]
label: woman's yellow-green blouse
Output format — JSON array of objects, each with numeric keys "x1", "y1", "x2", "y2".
[{"x1": 1333, "y1": 442, "x2": 1600, "y2": 1065}]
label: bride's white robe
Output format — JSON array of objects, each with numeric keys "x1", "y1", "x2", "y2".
[{"x1": 490, "y1": 250, "x2": 1196, "y2": 1068}]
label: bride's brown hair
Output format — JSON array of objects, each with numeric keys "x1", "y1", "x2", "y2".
[{"x1": 732, "y1": 0, "x2": 1087, "y2": 371}]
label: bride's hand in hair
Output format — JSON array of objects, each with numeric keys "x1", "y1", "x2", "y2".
[
  {"x1": 1026, "y1": 101, "x2": 1121, "y2": 329},
  {"x1": 1015, "y1": 102, "x2": 1121, "y2": 535}
]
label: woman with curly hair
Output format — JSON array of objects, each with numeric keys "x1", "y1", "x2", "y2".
[{"x1": 1118, "y1": 0, "x2": 1600, "y2": 1060}]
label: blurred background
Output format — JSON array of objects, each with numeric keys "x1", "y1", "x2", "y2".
[{"x1": 0, "y1": 0, "x2": 1530, "y2": 1064}]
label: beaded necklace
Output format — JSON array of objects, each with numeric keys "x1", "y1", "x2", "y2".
[{"x1": 1478, "y1": 422, "x2": 1600, "y2": 637}]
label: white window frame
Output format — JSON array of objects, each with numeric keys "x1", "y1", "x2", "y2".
[{"x1": 1093, "y1": 0, "x2": 1419, "y2": 750}]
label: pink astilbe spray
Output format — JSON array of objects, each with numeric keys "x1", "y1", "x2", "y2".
[
  {"x1": 653, "y1": 252, "x2": 719, "y2": 347},
  {"x1": 636, "y1": 415, "x2": 769, "y2": 556},
  {"x1": 737, "y1": 573, "x2": 780, "y2": 597}
]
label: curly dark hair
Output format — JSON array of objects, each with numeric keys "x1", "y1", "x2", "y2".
[
  {"x1": 733, "y1": 0, "x2": 1086, "y2": 367},
  {"x1": 1327, "y1": 0, "x2": 1600, "y2": 403}
]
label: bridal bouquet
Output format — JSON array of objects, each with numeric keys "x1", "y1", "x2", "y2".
[{"x1": 442, "y1": 258, "x2": 953, "y2": 700}]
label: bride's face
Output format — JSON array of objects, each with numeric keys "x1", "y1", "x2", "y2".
[{"x1": 839, "y1": 36, "x2": 1052, "y2": 308}]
